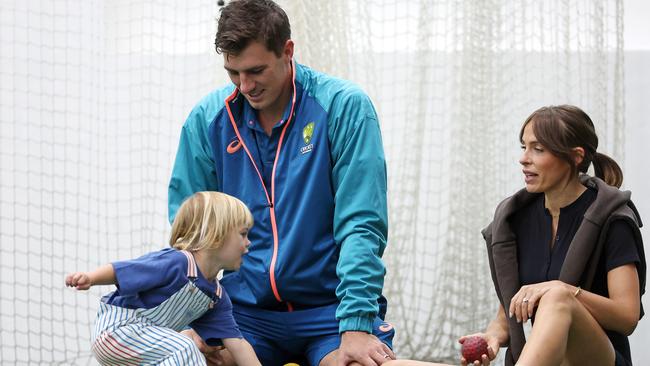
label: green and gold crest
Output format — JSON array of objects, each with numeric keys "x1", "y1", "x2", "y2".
[{"x1": 303, "y1": 122, "x2": 315, "y2": 144}]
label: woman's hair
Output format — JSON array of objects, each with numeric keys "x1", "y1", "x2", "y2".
[
  {"x1": 170, "y1": 191, "x2": 253, "y2": 251},
  {"x1": 519, "y1": 105, "x2": 623, "y2": 188},
  {"x1": 215, "y1": 0, "x2": 291, "y2": 57}
]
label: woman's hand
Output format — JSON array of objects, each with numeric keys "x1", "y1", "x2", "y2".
[
  {"x1": 458, "y1": 333, "x2": 499, "y2": 366},
  {"x1": 509, "y1": 280, "x2": 573, "y2": 323}
]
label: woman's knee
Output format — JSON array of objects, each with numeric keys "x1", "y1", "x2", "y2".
[{"x1": 537, "y1": 286, "x2": 578, "y2": 315}]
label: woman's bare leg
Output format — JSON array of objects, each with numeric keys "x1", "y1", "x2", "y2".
[{"x1": 517, "y1": 287, "x2": 615, "y2": 366}]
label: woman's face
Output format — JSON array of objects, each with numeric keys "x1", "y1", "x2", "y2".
[{"x1": 519, "y1": 122, "x2": 572, "y2": 194}]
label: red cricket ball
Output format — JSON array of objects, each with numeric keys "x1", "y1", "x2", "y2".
[{"x1": 461, "y1": 336, "x2": 489, "y2": 363}]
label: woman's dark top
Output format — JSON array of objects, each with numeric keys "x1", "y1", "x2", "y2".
[{"x1": 510, "y1": 187, "x2": 641, "y2": 365}]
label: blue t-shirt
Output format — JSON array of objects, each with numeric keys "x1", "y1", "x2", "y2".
[{"x1": 102, "y1": 248, "x2": 242, "y2": 345}]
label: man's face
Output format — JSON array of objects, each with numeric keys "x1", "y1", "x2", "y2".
[{"x1": 223, "y1": 40, "x2": 293, "y2": 114}]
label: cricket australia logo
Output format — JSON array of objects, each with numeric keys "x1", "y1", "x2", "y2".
[{"x1": 300, "y1": 122, "x2": 315, "y2": 154}]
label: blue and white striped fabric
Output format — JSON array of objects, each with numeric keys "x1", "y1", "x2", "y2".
[{"x1": 91, "y1": 251, "x2": 215, "y2": 365}]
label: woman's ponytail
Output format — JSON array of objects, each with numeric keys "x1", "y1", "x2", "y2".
[{"x1": 592, "y1": 152, "x2": 623, "y2": 188}]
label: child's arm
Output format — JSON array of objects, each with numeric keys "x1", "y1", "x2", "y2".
[
  {"x1": 65, "y1": 264, "x2": 116, "y2": 290},
  {"x1": 222, "y1": 337, "x2": 261, "y2": 366}
]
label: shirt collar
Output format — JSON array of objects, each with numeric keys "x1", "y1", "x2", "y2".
[{"x1": 242, "y1": 98, "x2": 294, "y2": 133}]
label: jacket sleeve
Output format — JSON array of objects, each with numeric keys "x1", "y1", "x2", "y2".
[
  {"x1": 168, "y1": 103, "x2": 220, "y2": 224},
  {"x1": 329, "y1": 89, "x2": 388, "y2": 333}
]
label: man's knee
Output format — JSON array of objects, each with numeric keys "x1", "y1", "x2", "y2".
[{"x1": 318, "y1": 350, "x2": 336, "y2": 366}]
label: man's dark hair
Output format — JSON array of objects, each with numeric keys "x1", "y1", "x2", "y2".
[{"x1": 215, "y1": 0, "x2": 291, "y2": 57}]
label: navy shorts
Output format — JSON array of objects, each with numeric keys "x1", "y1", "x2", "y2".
[{"x1": 232, "y1": 303, "x2": 395, "y2": 366}]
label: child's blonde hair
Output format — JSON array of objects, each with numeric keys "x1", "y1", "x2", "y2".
[{"x1": 170, "y1": 191, "x2": 253, "y2": 251}]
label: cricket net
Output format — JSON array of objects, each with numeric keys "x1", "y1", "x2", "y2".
[{"x1": 0, "y1": 0, "x2": 624, "y2": 364}]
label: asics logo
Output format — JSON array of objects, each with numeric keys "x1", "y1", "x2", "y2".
[
  {"x1": 378, "y1": 322, "x2": 394, "y2": 332},
  {"x1": 227, "y1": 139, "x2": 242, "y2": 154}
]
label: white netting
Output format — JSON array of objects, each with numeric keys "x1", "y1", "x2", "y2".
[
  {"x1": 0, "y1": 0, "x2": 624, "y2": 364},
  {"x1": 290, "y1": 0, "x2": 624, "y2": 362}
]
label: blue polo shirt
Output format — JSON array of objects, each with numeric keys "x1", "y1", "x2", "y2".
[
  {"x1": 242, "y1": 97, "x2": 293, "y2": 189},
  {"x1": 102, "y1": 248, "x2": 242, "y2": 345}
]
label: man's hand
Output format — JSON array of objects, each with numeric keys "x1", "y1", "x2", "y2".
[
  {"x1": 336, "y1": 331, "x2": 395, "y2": 366},
  {"x1": 180, "y1": 328, "x2": 228, "y2": 366}
]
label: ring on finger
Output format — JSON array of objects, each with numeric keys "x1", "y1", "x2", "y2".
[{"x1": 522, "y1": 297, "x2": 529, "y2": 303}]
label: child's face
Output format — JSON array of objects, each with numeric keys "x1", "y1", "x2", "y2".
[{"x1": 217, "y1": 225, "x2": 251, "y2": 271}]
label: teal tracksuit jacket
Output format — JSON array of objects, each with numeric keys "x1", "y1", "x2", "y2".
[{"x1": 169, "y1": 61, "x2": 388, "y2": 333}]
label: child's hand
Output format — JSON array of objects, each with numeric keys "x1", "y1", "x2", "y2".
[{"x1": 65, "y1": 272, "x2": 92, "y2": 290}]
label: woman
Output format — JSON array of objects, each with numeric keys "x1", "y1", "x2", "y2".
[{"x1": 460, "y1": 105, "x2": 645, "y2": 366}]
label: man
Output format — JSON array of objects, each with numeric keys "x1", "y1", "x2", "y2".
[{"x1": 168, "y1": 1, "x2": 394, "y2": 364}]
